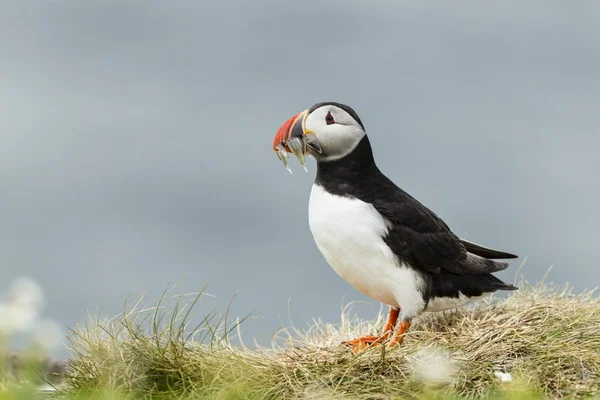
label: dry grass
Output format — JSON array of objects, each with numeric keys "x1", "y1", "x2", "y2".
[{"x1": 62, "y1": 281, "x2": 600, "y2": 399}]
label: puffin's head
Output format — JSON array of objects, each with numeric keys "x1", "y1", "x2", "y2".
[{"x1": 272, "y1": 102, "x2": 366, "y2": 172}]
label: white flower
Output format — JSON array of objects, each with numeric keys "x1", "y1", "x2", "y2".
[
  {"x1": 494, "y1": 371, "x2": 513, "y2": 382},
  {"x1": 0, "y1": 276, "x2": 44, "y2": 334},
  {"x1": 410, "y1": 346, "x2": 457, "y2": 387},
  {"x1": 4, "y1": 276, "x2": 44, "y2": 309},
  {"x1": 0, "y1": 303, "x2": 38, "y2": 334}
]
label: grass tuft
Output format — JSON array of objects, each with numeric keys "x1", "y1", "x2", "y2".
[{"x1": 63, "y1": 281, "x2": 600, "y2": 399}]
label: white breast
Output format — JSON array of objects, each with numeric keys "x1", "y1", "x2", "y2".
[{"x1": 308, "y1": 184, "x2": 426, "y2": 320}]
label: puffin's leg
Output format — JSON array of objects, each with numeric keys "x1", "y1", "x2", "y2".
[
  {"x1": 342, "y1": 307, "x2": 399, "y2": 352},
  {"x1": 389, "y1": 319, "x2": 412, "y2": 347}
]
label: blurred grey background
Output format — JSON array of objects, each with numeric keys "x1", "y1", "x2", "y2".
[{"x1": 1, "y1": 1, "x2": 599, "y2": 359}]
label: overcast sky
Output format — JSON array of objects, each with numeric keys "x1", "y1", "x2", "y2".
[{"x1": 2, "y1": 1, "x2": 599, "y2": 359}]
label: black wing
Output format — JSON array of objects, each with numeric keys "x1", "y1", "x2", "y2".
[
  {"x1": 370, "y1": 178, "x2": 515, "y2": 275},
  {"x1": 460, "y1": 239, "x2": 518, "y2": 259}
]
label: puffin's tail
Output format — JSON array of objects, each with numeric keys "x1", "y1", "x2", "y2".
[
  {"x1": 477, "y1": 273, "x2": 518, "y2": 292},
  {"x1": 460, "y1": 239, "x2": 518, "y2": 260},
  {"x1": 430, "y1": 271, "x2": 518, "y2": 300}
]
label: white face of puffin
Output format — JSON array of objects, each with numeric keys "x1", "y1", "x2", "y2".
[
  {"x1": 272, "y1": 103, "x2": 366, "y2": 173},
  {"x1": 305, "y1": 104, "x2": 366, "y2": 161}
]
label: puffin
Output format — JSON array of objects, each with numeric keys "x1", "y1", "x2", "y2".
[{"x1": 271, "y1": 102, "x2": 518, "y2": 352}]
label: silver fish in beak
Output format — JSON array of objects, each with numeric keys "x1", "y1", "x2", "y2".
[{"x1": 272, "y1": 109, "x2": 322, "y2": 173}]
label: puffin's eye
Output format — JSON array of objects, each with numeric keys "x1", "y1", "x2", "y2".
[{"x1": 325, "y1": 112, "x2": 335, "y2": 125}]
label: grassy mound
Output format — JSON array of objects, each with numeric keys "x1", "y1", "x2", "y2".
[{"x1": 63, "y1": 282, "x2": 600, "y2": 399}]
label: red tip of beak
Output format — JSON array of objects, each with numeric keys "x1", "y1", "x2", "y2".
[{"x1": 272, "y1": 111, "x2": 303, "y2": 152}]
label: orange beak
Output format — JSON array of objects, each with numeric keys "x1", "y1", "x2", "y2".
[
  {"x1": 272, "y1": 109, "x2": 322, "y2": 174},
  {"x1": 272, "y1": 109, "x2": 309, "y2": 152}
]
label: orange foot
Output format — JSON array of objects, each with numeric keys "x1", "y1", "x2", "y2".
[
  {"x1": 389, "y1": 320, "x2": 412, "y2": 348},
  {"x1": 342, "y1": 335, "x2": 388, "y2": 353},
  {"x1": 343, "y1": 319, "x2": 412, "y2": 353},
  {"x1": 342, "y1": 307, "x2": 400, "y2": 353}
]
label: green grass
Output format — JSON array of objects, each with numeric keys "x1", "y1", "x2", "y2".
[{"x1": 2, "y1": 280, "x2": 600, "y2": 399}]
